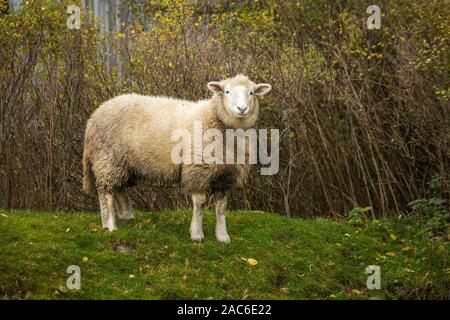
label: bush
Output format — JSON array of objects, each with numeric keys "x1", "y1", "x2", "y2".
[
  {"x1": 0, "y1": 0, "x2": 449, "y2": 217},
  {"x1": 409, "y1": 178, "x2": 449, "y2": 239}
]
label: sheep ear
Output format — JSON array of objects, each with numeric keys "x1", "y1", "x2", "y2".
[
  {"x1": 207, "y1": 82, "x2": 223, "y2": 94},
  {"x1": 254, "y1": 83, "x2": 272, "y2": 96}
]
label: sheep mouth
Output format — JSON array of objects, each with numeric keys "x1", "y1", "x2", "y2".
[{"x1": 232, "y1": 112, "x2": 248, "y2": 118}]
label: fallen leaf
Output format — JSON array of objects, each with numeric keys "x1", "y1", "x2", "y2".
[
  {"x1": 129, "y1": 274, "x2": 135, "y2": 279},
  {"x1": 389, "y1": 234, "x2": 397, "y2": 240},
  {"x1": 344, "y1": 233, "x2": 351, "y2": 237},
  {"x1": 65, "y1": 228, "x2": 70, "y2": 232},
  {"x1": 335, "y1": 243, "x2": 342, "y2": 248},
  {"x1": 386, "y1": 252, "x2": 396, "y2": 257},
  {"x1": 82, "y1": 256, "x2": 89, "y2": 263},
  {"x1": 247, "y1": 258, "x2": 258, "y2": 266},
  {"x1": 280, "y1": 287, "x2": 289, "y2": 294},
  {"x1": 0, "y1": 213, "x2": 8, "y2": 218},
  {"x1": 402, "y1": 246, "x2": 416, "y2": 251},
  {"x1": 351, "y1": 289, "x2": 362, "y2": 295},
  {"x1": 438, "y1": 245, "x2": 444, "y2": 252}
]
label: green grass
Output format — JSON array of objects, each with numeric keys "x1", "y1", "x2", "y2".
[{"x1": 0, "y1": 209, "x2": 448, "y2": 299}]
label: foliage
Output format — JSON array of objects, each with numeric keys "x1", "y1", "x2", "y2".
[
  {"x1": 347, "y1": 207, "x2": 372, "y2": 227},
  {"x1": 408, "y1": 178, "x2": 449, "y2": 239},
  {"x1": 0, "y1": 0, "x2": 449, "y2": 217}
]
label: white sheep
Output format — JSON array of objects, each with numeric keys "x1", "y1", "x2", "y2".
[{"x1": 82, "y1": 74, "x2": 272, "y2": 243}]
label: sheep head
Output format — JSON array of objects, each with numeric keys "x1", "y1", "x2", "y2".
[{"x1": 208, "y1": 74, "x2": 271, "y2": 129}]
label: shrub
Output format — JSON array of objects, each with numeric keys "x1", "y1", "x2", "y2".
[{"x1": 0, "y1": 0, "x2": 449, "y2": 217}]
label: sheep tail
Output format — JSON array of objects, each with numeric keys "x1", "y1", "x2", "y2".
[{"x1": 82, "y1": 148, "x2": 96, "y2": 195}]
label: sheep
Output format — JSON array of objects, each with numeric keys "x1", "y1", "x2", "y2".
[{"x1": 82, "y1": 74, "x2": 272, "y2": 243}]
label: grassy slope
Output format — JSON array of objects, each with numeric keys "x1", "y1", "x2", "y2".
[{"x1": 0, "y1": 210, "x2": 447, "y2": 299}]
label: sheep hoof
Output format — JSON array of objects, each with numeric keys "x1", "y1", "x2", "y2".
[
  {"x1": 119, "y1": 214, "x2": 135, "y2": 220},
  {"x1": 103, "y1": 226, "x2": 118, "y2": 232},
  {"x1": 190, "y1": 232, "x2": 204, "y2": 242},
  {"x1": 216, "y1": 232, "x2": 231, "y2": 244},
  {"x1": 190, "y1": 228, "x2": 204, "y2": 242},
  {"x1": 189, "y1": 223, "x2": 205, "y2": 241},
  {"x1": 191, "y1": 235, "x2": 204, "y2": 242},
  {"x1": 104, "y1": 221, "x2": 118, "y2": 232}
]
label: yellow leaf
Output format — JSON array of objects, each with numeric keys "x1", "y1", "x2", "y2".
[
  {"x1": 438, "y1": 245, "x2": 445, "y2": 252},
  {"x1": 344, "y1": 233, "x2": 351, "y2": 237},
  {"x1": 386, "y1": 252, "x2": 395, "y2": 257},
  {"x1": 129, "y1": 274, "x2": 135, "y2": 279},
  {"x1": 335, "y1": 243, "x2": 342, "y2": 248},
  {"x1": 389, "y1": 234, "x2": 397, "y2": 240},
  {"x1": 247, "y1": 258, "x2": 258, "y2": 266},
  {"x1": 402, "y1": 246, "x2": 416, "y2": 251},
  {"x1": 0, "y1": 213, "x2": 8, "y2": 218},
  {"x1": 116, "y1": 33, "x2": 125, "y2": 39},
  {"x1": 351, "y1": 289, "x2": 362, "y2": 295},
  {"x1": 82, "y1": 257, "x2": 89, "y2": 263}
]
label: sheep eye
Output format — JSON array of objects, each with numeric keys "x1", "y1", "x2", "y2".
[
  {"x1": 225, "y1": 91, "x2": 230, "y2": 94},
  {"x1": 249, "y1": 91, "x2": 254, "y2": 95}
]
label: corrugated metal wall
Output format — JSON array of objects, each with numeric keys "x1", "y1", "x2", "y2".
[{"x1": 83, "y1": 0, "x2": 122, "y2": 33}]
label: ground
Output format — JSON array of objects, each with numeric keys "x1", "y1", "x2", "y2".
[{"x1": 0, "y1": 209, "x2": 448, "y2": 299}]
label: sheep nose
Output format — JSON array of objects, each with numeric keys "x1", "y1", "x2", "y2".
[{"x1": 237, "y1": 106, "x2": 248, "y2": 113}]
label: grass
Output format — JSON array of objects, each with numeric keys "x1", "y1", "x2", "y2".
[{"x1": 0, "y1": 209, "x2": 448, "y2": 299}]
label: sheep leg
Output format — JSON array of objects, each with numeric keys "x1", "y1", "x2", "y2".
[
  {"x1": 215, "y1": 194, "x2": 230, "y2": 244},
  {"x1": 190, "y1": 192, "x2": 206, "y2": 241},
  {"x1": 114, "y1": 191, "x2": 134, "y2": 220},
  {"x1": 103, "y1": 193, "x2": 118, "y2": 231},
  {"x1": 99, "y1": 193, "x2": 109, "y2": 228}
]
